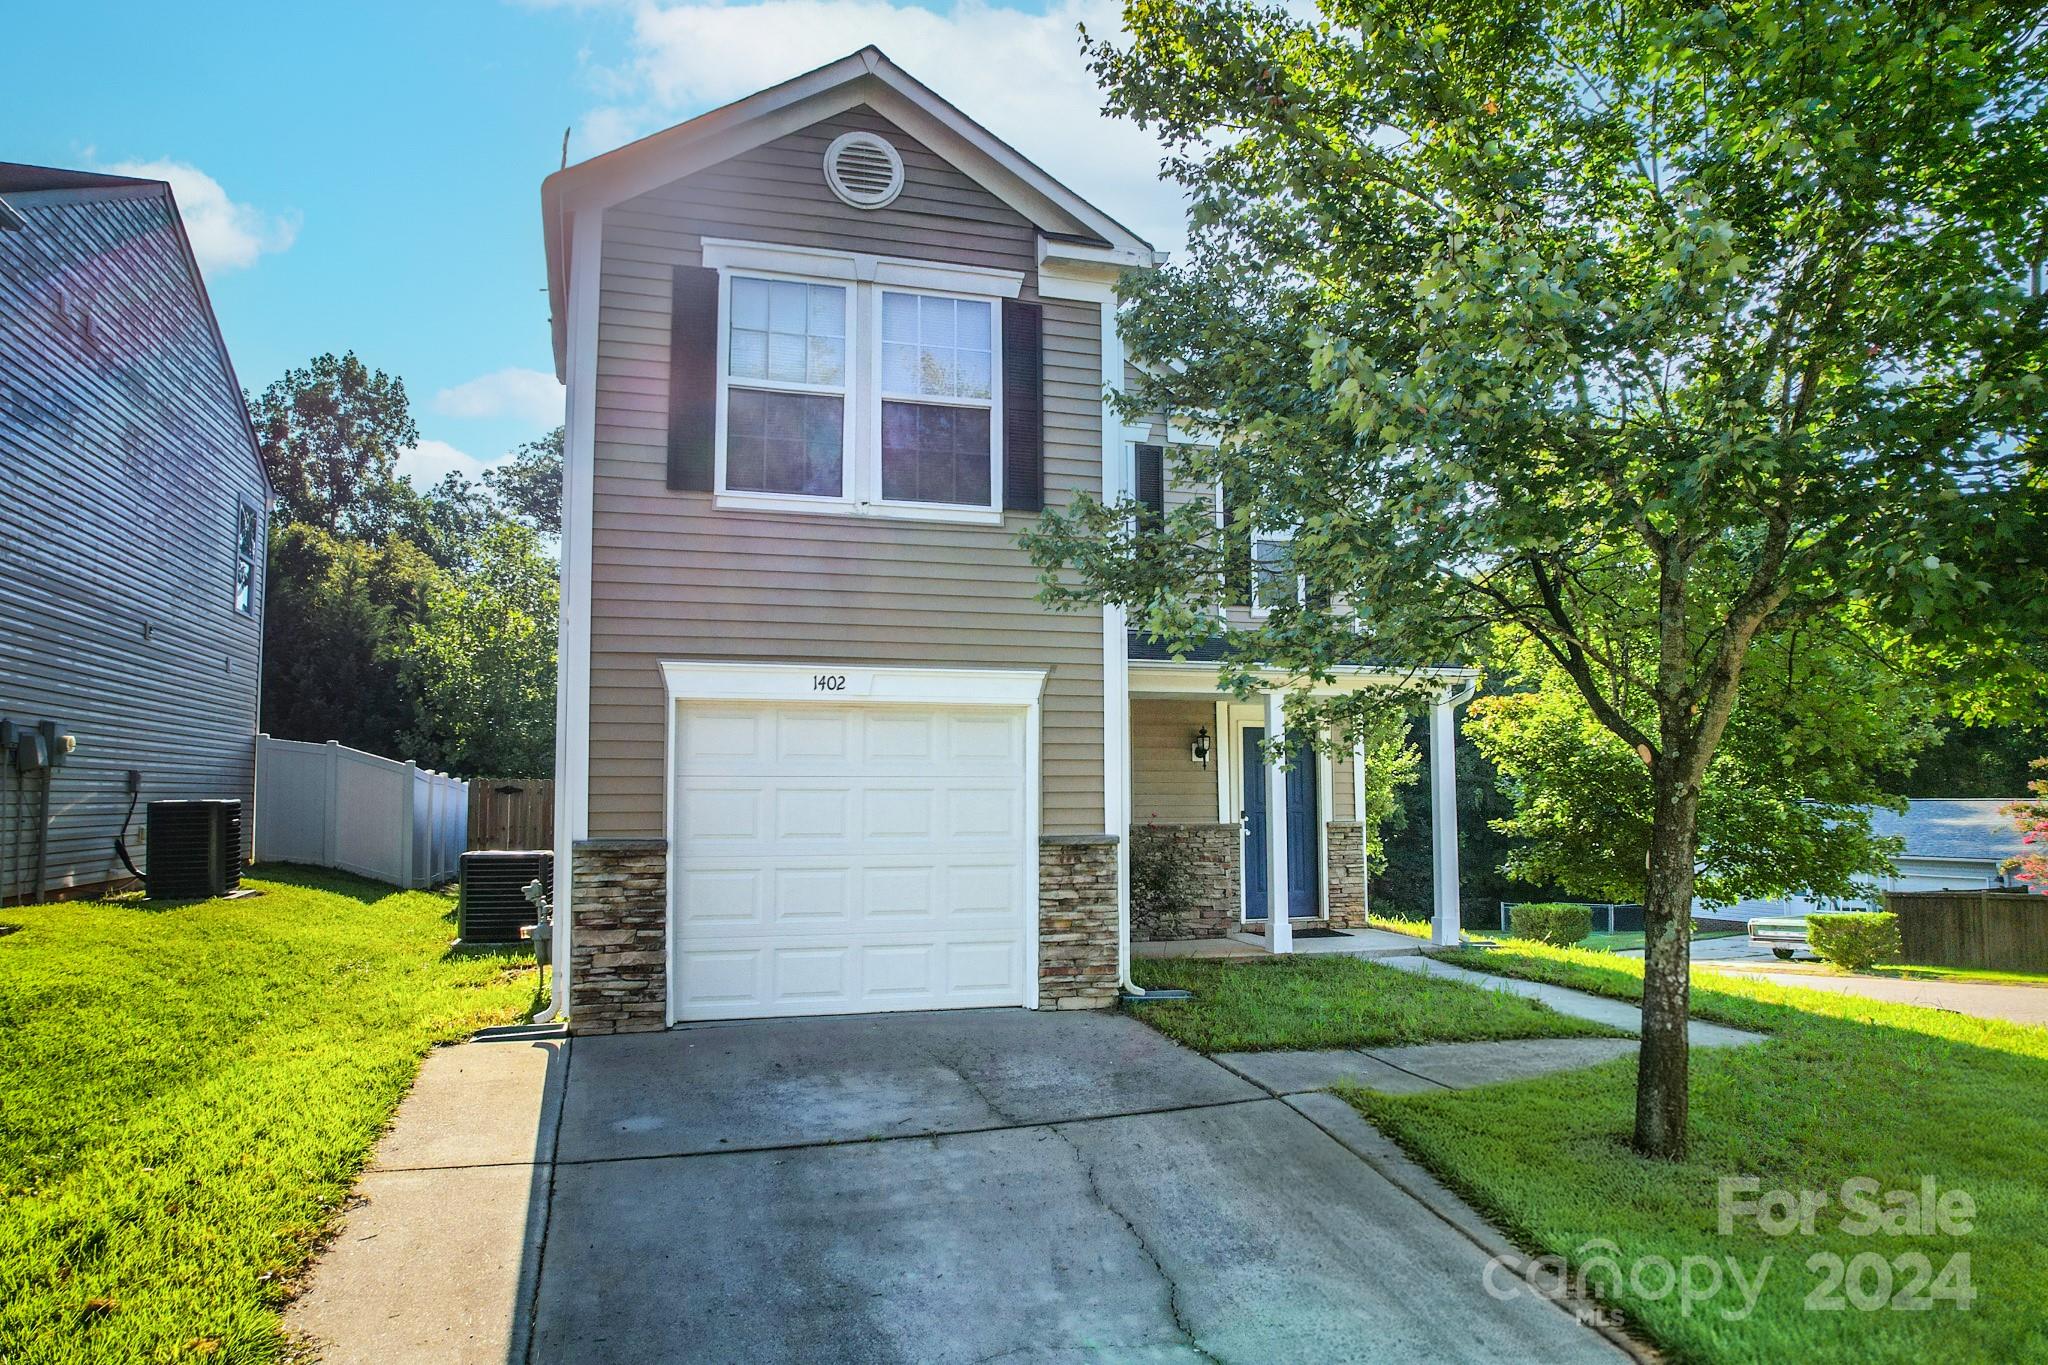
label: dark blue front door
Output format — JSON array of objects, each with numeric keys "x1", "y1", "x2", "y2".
[{"x1": 1242, "y1": 727, "x2": 1319, "y2": 920}]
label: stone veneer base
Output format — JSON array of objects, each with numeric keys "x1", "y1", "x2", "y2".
[
  {"x1": 570, "y1": 834, "x2": 1124, "y2": 1027},
  {"x1": 568, "y1": 838, "x2": 668, "y2": 1035},
  {"x1": 1037, "y1": 834, "x2": 1121, "y2": 1009},
  {"x1": 1130, "y1": 822, "x2": 1240, "y2": 941}
]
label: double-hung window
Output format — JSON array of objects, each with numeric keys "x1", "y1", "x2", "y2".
[
  {"x1": 724, "y1": 276, "x2": 849, "y2": 498},
  {"x1": 879, "y1": 291, "x2": 994, "y2": 506},
  {"x1": 1251, "y1": 527, "x2": 1303, "y2": 614},
  {"x1": 707, "y1": 240, "x2": 1017, "y2": 524}
]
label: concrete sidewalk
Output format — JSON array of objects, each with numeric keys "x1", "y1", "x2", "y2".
[
  {"x1": 285, "y1": 1037, "x2": 566, "y2": 1365},
  {"x1": 1380, "y1": 954, "x2": 1767, "y2": 1048}
]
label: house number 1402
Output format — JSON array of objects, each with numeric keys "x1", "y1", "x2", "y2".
[{"x1": 813, "y1": 674, "x2": 847, "y2": 692}]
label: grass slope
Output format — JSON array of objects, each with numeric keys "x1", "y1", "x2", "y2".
[
  {"x1": 1128, "y1": 954, "x2": 1626, "y2": 1053},
  {"x1": 0, "y1": 867, "x2": 537, "y2": 1363},
  {"x1": 1344, "y1": 943, "x2": 2048, "y2": 1363}
]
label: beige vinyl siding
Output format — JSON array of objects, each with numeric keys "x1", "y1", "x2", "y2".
[
  {"x1": 1131, "y1": 700, "x2": 1219, "y2": 824},
  {"x1": 584, "y1": 105, "x2": 1106, "y2": 837}
]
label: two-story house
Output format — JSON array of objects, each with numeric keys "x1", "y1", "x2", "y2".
[
  {"x1": 542, "y1": 48, "x2": 1471, "y2": 1032},
  {"x1": 0, "y1": 164, "x2": 268, "y2": 903}
]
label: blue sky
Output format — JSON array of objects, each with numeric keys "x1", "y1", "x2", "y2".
[{"x1": 6, "y1": 0, "x2": 1183, "y2": 488}]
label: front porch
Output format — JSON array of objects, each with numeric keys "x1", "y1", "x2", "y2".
[{"x1": 1126, "y1": 658, "x2": 1475, "y2": 955}]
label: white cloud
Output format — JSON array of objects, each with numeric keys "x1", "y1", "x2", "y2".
[
  {"x1": 396, "y1": 438, "x2": 494, "y2": 489},
  {"x1": 433, "y1": 367, "x2": 567, "y2": 425},
  {"x1": 101, "y1": 159, "x2": 298, "y2": 273},
  {"x1": 561, "y1": 0, "x2": 1191, "y2": 253}
]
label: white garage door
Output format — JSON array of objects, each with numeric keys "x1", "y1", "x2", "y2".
[{"x1": 670, "y1": 701, "x2": 1030, "y2": 1021}]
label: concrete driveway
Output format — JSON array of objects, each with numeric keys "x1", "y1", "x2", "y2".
[{"x1": 530, "y1": 1009, "x2": 1623, "y2": 1364}]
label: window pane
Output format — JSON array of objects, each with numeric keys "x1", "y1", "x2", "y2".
[
  {"x1": 767, "y1": 331, "x2": 807, "y2": 382},
  {"x1": 767, "y1": 280, "x2": 807, "y2": 333},
  {"x1": 807, "y1": 285, "x2": 842, "y2": 337},
  {"x1": 730, "y1": 328, "x2": 768, "y2": 379},
  {"x1": 882, "y1": 341, "x2": 917, "y2": 392},
  {"x1": 957, "y1": 299, "x2": 991, "y2": 349},
  {"x1": 731, "y1": 277, "x2": 768, "y2": 330},
  {"x1": 958, "y1": 350, "x2": 991, "y2": 400},
  {"x1": 808, "y1": 337, "x2": 844, "y2": 386},
  {"x1": 919, "y1": 295, "x2": 956, "y2": 346},
  {"x1": 727, "y1": 388, "x2": 843, "y2": 496},
  {"x1": 880, "y1": 400, "x2": 991, "y2": 506},
  {"x1": 882, "y1": 291, "x2": 917, "y2": 343}
]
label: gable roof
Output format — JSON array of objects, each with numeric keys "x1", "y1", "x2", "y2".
[
  {"x1": 1868, "y1": 799, "x2": 2033, "y2": 864},
  {"x1": 0, "y1": 162, "x2": 270, "y2": 493},
  {"x1": 541, "y1": 45, "x2": 1159, "y2": 377}
]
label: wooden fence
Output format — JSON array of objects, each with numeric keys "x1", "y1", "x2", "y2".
[
  {"x1": 1884, "y1": 889, "x2": 2048, "y2": 973},
  {"x1": 468, "y1": 779, "x2": 554, "y2": 852}
]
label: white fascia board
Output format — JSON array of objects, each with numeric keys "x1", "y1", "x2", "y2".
[
  {"x1": 1037, "y1": 234, "x2": 1161, "y2": 273},
  {"x1": 700, "y1": 237, "x2": 1023, "y2": 297},
  {"x1": 661, "y1": 660, "x2": 1047, "y2": 708},
  {"x1": 1128, "y1": 661, "x2": 1480, "y2": 697}
]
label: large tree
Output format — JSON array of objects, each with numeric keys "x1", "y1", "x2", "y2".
[
  {"x1": 250, "y1": 352, "x2": 419, "y2": 535},
  {"x1": 261, "y1": 525, "x2": 441, "y2": 755},
  {"x1": 484, "y1": 426, "x2": 565, "y2": 537},
  {"x1": 1029, "y1": 0, "x2": 2046, "y2": 1154},
  {"x1": 399, "y1": 523, "x2": 559, "y2": 778}
]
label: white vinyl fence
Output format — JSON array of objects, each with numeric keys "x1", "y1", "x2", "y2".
[{"x1": 254, "y1": 736, "x2": 467, "y2": 888}]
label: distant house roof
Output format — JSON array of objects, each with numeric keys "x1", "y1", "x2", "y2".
[
  {"x1": 1869, "y1": 799, "x2": 2032, "y2": 864},
  {"x1": 0, "y1": 163, "x2": 159, "y2": 195},
  {"x1": 0, "y1": 160, "x2": 270, "y2": 493}
]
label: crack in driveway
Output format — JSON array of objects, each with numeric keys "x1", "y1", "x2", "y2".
[{"x1": 1043, "y1": 1120, "x2": 1223, "y2": 1365}]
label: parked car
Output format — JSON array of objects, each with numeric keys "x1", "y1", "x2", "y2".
[{"x1": 1747, "y1": 915, "x2": 1813, "y2": 959}]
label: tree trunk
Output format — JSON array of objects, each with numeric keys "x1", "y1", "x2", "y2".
[{"x1": 1634, "y1": 760, "x2": 1701, "y2": 1159}]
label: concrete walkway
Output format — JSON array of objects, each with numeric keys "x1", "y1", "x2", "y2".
[
  {"x1": 1379, "y1": 954, "x2": 1768, "y2": 1049},
  {"x1": 286, "y1": 1037, "x2": 564, "y2": 1364},
  {"x1": 1215, "y1": 1036, "x2": 1643, "y2": 1097},
  {"x1": 292, "y1": 1010, "x2": 1634, "y2": 1364}
]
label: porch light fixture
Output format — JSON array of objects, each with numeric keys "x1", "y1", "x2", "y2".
[{"x1": 1191, "y1": 726, "x2": 1211, "y2": 768}]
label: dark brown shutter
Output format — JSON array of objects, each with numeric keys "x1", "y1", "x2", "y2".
[
  {"x1": 1222, "y1": 483, "x2": 1252, "y2": 606},
  {"x1": 667, "y1": 265, "x2": 720, "y2": 491},
  {"x1": 1002, "y1": 299, "x2": 1043, "y2": 513},
  {"x1": 1135, "y1": 444, "x2": 1165, "y2": 526}
]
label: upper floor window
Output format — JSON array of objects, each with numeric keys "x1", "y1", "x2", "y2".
[
  {"x1": 704, "y1": 240, "x2": 1020, "y2": 526},
  {"x1": 234, "y1": 498, "x2": 262, "y2": 616},
  {"x1": 880, "y1": 291, "x2": 993, "y2": 506},
  {"x1": 1251, "y1": 527, "x2": 1303, "y2": 614},
  {"x1": 725, "y1": 277, "x2": 848, "y2": 498}
]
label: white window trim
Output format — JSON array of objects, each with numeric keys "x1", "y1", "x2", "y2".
[
  {"x1": 233, "y1": 494, "x2": 264, "y2": 618},
  {"x1": 701, "y1": 239, "x2": 1021, "y2": 527},
  {"x1": 1249, "y1": 525, "x2": 1305, "y2": 618}
]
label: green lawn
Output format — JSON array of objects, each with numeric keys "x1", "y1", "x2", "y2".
[
  {"x1": 1127, "y1": 954, "x2": 1626, "y2": 1053},
  {"x1": 1343, "y1": 942, "x2": 2048, "y2": 1363},
  {"x1": 0, "y1": 866, "x2": 539, "y2": 1363}
]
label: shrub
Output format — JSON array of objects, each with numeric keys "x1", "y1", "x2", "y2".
[
  {"x1": 1806, "y1": 912, "x2": 1902, "y2": 972},
  {"x1": 1131, "y1": 828, "x2": 1203, "y2": 941},
  {"x1": 1508, "y1": 902, "x2": 1595, "y2": 947}
]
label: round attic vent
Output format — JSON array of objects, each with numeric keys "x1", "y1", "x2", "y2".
[{"x1": 823, "y1": 131, "x2": 905, "y2": 209}]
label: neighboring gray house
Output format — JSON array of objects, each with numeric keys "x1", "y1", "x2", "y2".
[
  {"x1": 1713, "y1": 798, "x2": 2037, "y2": 922},
  {"x1": 542, "y1": 49, "x2": 1473, "y2": 1033},
  {"x1": 0, "y1": 164, "x2": 268, "y2": 902}
]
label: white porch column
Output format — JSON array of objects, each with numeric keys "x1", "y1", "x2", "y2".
[
  {"x1": 1264, "y1": 689, "x2": 1293, "y2": 954},
  {"x1": 1429, "y1": 692, "x2": 1462, "y2": 947},
  {"x1": 1352, "y1": 738, "x2": 1370, "y2": 923}
]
